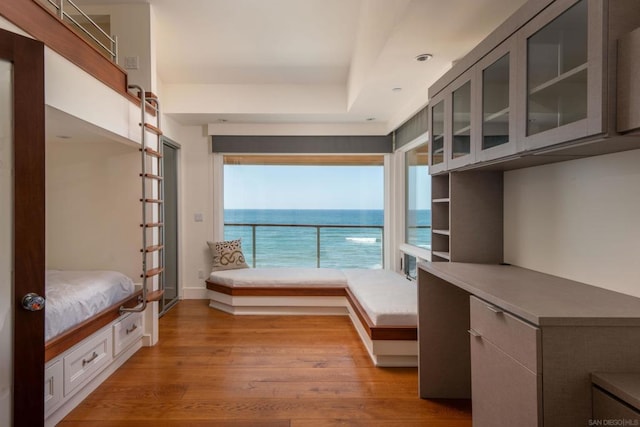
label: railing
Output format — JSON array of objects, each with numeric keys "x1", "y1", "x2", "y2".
[
  {"x1": 43, "y1": 0, "x2": 118, "y2": 62},
  {"x1": 225, "y1": 223, "x2": 386, "y2": 268}
]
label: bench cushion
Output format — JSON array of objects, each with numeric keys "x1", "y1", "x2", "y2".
[
  {"x1": 209, "y1": 267, "x2": 348, "y2": 288},
  {"x1": 342, "y1": 269, "x2": 417, "y2": 326}
]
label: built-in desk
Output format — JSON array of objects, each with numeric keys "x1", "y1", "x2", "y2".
[{"x1": 418, "y1": 262, "x2": 640, "y2": 427}]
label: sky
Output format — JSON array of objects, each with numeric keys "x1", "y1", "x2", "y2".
[{"x1": 224, "y1": 164, "x2": 431, "y2": 210}]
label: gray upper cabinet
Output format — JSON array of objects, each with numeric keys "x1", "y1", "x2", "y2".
[
  {"x1": 428, "y1": 94, "x2": 448, "y2": 174},
  {"x1": 428, "y1": 68, "x2": 476, "y2": 172},
  {"x1": 427, "y1": 0, "x2": 640, "y2": 175},
  {"x1": 476, "y1": 37, "x2": 518, "y2": 162},
  {"x1": 516, "y1": 0, "x2": 600, "y2": 151}
]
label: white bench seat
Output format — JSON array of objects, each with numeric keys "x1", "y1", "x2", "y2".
[
  {"x1": 205, "y1": 267, "x2": 417, "y2": 367},
  {"x1": 343, "y1": 268, "x2": 417, "y2": 326},
  {"x1": 209, "y1": 267, "x2": 348, "y2": 288}
]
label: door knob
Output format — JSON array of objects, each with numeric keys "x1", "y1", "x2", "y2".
[{"x1": 22, "y1": 293, "x2": 45, "y2": 311}]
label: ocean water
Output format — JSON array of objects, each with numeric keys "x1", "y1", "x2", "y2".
[{"x1": 224, "y1": 209, "x2": 431, "y2": 269}]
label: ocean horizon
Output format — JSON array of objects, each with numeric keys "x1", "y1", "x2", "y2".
[{"x1": 224, "y1": 209, "x2": 431, "y2": 269}]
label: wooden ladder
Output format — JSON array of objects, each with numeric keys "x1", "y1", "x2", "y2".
[{"x1": 121, "y1": 85, "x2": 164, "y2": 312}]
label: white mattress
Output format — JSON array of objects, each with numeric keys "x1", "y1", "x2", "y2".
[
  {"x1": 342, "y1": 268, "x2": 417, "y2": 326},
  {"x1": 209, "y1": 268, "x2": 348, "y2": 288},
  {"x1": 45, "y1": 270, "x2": 135, "y2": 342}
]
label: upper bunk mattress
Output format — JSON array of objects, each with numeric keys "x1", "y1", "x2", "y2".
[
  {"x1": 209, "y1": 267, "x2": 348, "y2": 288},
  {"x1": 45, "y1": 270, "x2": 135, "y2": 342},
  {"x1": 342, "y1": 268, "x2": 417, "y2": 326}
]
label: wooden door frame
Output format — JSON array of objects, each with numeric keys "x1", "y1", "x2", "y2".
[{"x1": 0, "y1": 28, "x2": 46, "y2": 425}]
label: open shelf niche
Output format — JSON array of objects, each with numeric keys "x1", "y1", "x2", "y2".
[{"x1": 430, "y1": 171, "x2": 504, "y2": 264}]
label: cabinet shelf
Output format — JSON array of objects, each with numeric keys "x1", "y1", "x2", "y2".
[
  {"x1": 484, "y1": 107, "x2": 509, "y2": 123},
  {"x1": 432, "y1": 229, "x2": 450, "y2": 236},
  {"x1": 529, "y1": 63, "x2": 588, "y2": 96},
  {"x1": 453, "y1": 125, "x2": 471, "y2": 136},
  {"x1": 432, "y1": 251, "x2": 451, "y2": 260}
]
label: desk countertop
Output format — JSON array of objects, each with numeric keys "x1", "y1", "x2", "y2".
[
  {"x1": 592, "y1": 372, "x2": 640, "y2": 410},
  {"x1": 419, "y1": 262, "x2": 640, "y2": 327}
]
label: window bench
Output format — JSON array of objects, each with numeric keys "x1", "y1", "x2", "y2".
[{"x1": 205, "y1": 268, "x2": 417, "y2": 367}]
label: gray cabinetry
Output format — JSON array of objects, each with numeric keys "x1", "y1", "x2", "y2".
[
  {"x1": 476, "y1": 38, "x2": 517, "y2": 162},
  {"x1": 418, "y1": 262, "x2": 640, "y2": 427},
  {"x1": 592, "y1": 373, "x2": 640, "y2": 421},
  {"x1": 617, "y1": 27, "x2": 640, "y2": 134},
  {"x1": 469, "y1": 296, "x2": 541, "y2": 426},
  {"x1": 516, "y1": 0, "x2": 598, "y2": 151},
  {"x1": 430, "y1": 170, "x2": 503, "y2": 264},
  {"x1": 427, "y1": 0, "x2": 640, "y2": 175}
]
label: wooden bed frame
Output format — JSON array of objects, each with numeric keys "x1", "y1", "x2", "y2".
[{"x1": 44, "y1": 289, "x2": 143, "y2": 362}]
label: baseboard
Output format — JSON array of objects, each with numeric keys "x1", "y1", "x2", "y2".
[{"x1": 182, "y1": 286, "x2": 209, "y2": 299}]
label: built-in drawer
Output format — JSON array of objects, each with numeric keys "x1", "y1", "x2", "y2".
[
  {"x1": 44, "y1": 360, "x2": 63, "y2": 415},
  {"x1": 593, "y1": 387, "x2": 640, "y2": 420},
  {"x1": 63, "y1": 328, "x2": 112, "y2": 396},
  {"x1": 471, "y1": 335, "x2": 542, "y2": 427},
  {"x1": 469, "y1": 295, "x2": 540, "y2": 373},
  {"x1": 113, "y1": 312, "x2": 143, "y2": 356}
]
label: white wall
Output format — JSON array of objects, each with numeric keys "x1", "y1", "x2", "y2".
[
  {"x1": 0, "y1": 57, "x2": 13, "y2": 427},
  {"x1": 80, "y1": 3, "x2": 154, "y2": 92},
  {"x1": 46, "y1": 139, "x2": 141, "y2": 280},
  {"x1": 504, "y1": 149, "x2": 640, "y2": 298},
  {"x1": 161, "y1": 114, "x2": 212, "y2": 299}
]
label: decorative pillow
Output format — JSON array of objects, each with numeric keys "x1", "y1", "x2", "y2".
[{"x1": 207, "y1": 239, "x2": 249, "y2": 271}]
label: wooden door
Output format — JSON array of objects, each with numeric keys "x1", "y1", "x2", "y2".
[{"x1": 0, "y1": 28, "x2": 46, "y2": 426}]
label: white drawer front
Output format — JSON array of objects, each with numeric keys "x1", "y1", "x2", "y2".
[
  {"x1": 44, "y1": 360, "x2": 63, "y2": 415},
  {"x1": 63, "y1": 329, "x2": 112, "y2": 396},
  {"x1": 113, "y1": 312, "x2": 143, "y2": 356}
]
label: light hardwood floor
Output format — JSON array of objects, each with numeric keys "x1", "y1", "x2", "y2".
[{"x1": 59, "y1": 300, "x2": 471, "y2": 426}]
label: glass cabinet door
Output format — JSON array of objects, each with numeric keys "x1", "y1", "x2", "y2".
[
  {"x1": 483, "y1": 53, "x2": 510, "y2": 150},
  {"x1": 430, "y1": 100, "x2": 445, "y2": 169},
  {"x1": 477, "y1": 36, "x2": 517, "y2": 162},
  {"x1": 452, "y1": 81, "x2": 471, "y2": 160},
  {"x1": 525, "y1": 0, "x2": 588, "y2": 137}
]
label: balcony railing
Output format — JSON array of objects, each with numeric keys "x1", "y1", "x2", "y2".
[
  {"x1": 43, "y1": 0, "x2": 118, "y2": 62},
  {"x1": 225, "y1": 223, "x2": 387, "y2": 269}
]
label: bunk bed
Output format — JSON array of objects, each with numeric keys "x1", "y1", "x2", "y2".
[
  {"x1": 44, "y1": 90, "x2": 164, "y2": 427},
  {"x1": 44, "y1": 269, "x2": 142, "y2": 362}
]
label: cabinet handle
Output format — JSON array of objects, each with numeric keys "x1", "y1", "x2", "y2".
[
  {"x1": 125, "y1": 324, "x2": 138, "y2": 335},
  {"x1": 82, "y1": 351, "x2": 99, "y2": 367},
  {"x1": 468, "y1": 329, "x2": 482, "y2": 338},
  {"x1": 486, "y1": 305, "x2": 503, "y2": 314}
]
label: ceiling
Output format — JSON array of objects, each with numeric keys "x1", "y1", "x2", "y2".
[{"x1": 73, "y1": 0, "x2": 527, "y2": 136}]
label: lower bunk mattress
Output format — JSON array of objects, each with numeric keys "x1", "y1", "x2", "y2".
[{"x1": 45, "y1": 269, "x2": 135, "y2": 342}]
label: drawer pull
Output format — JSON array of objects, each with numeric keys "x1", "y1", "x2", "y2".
[
  {"x1": 125, "y1": 324, "x2": 138, "y2": 335},
  {"x1": 486, "y1": 305, "x2": 503, "y2": 314},
  {"x1": 468, "y1": 329, "x2": 482, "y2": 338},
  {"x1": 82, "y1": 352, "x2": 99, "y2": 367}
]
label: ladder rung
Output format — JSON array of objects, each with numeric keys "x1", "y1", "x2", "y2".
[
  {"x1": 144, "y1": 267, "x2": 164, "y2": 278},
  {"x1": 140, "y1": 147, "x2": 163, "y2": 158},
  {"x1": 143, "y1": 123, "x2": 163, "y2": 136},
  {"x1": 141, "y1": 245, "x2": 164, "y2": 253},
  {"x1": 141, "y1": 222, "x2": 164, "y2": 228},
  {"x1": 146, "y1": 289, "x2": 164, "y2": 302},
  {"x1": 140, "y1": 173, "x2": 163, "y2": 180},
  {"x1": 140, "y1": 198, "x2": 163, "y2": 204}
]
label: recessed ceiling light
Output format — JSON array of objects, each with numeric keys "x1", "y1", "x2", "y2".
[
  {"x1": 218, "y1": 119, "x2": 228, "y2": 123},
  {"x1": 366, "y1": 117, "x2": 376, "y2": 121},
  {"x1": 392, "y1": 87, "x2": 402, "y2": 92},
  {"x1": 56, "y1": 135, "x2": 71, "y2": 139},
  {"x1": 415, "y1": 53, "x2": 433, "y2": 62}
]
